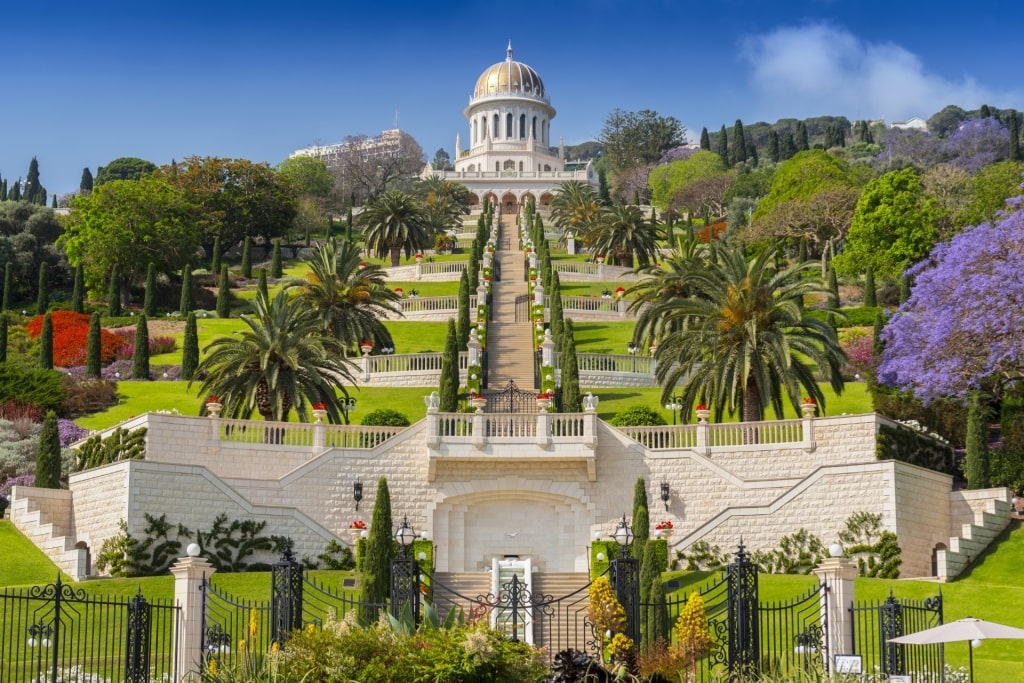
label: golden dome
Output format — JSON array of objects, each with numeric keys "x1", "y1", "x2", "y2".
[{"x1": 473, "y1": 43, "x2": 546, "y2": 100}]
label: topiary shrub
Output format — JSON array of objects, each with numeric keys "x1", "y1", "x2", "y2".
[
  {"x1": 609, "y1": 405, "x2": 667, "y2": 427},
  {"x1": 360, "y1": 409, "x2": 411, "y2": 427}
]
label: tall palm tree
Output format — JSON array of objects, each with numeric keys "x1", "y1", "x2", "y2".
[
  {"x1": 627, "y1": 231, "x2": 709, "y2": 348},
  {"x1": 190, "y1": 289, "x2": 357, "y2": 423},
  {"x1": 584, "y1": 203, "x2": 661, "y2": 268},
  {"x1": 653, "y1": 245, "x2": 845, "y2": 422},
  {"x1": 550, "y1": 180, "x2": 600, "y2": 235},
  {"x1": 358, "y1": 189, "x2": 430, "y2": 267},
  {"x1": 414, "y1": 175, "x2": 471, "y2": 239},
  {"x1": 287, "y1": 238, "x2": 400, "y2": 353}
]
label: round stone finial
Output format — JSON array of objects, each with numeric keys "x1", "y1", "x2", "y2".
[
  {"x1": 186, "y1": 543, "x2": 201, "y2": 558},
  {"x1": 828, "y1": 543, "x2": 844, "y2": 558}
]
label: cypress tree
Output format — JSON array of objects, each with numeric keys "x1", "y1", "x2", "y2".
[
  {"x1": 107, "y1": 266, "x2": 122, "y2": 317},
  {"x1": 240, "y1": 236, "x2": 252, "y2": 278},
  {"x1": 796, "y1": 121, "x2": 809, "y2": 151},
  {"x1": 549, "y1": 271, "x2": 564, "y2": 348},
  {"x1": 210, "y1": 236, "x2": 221, "y2": 273},
  {"x1": 9, "y1": 179, "x2": 20, "y2": 201},
  {"x1": 132, "y1": 314, "x2": 150, "y2": 379},
  {"x1": 0, "y1": 316, "x2": 7, "y2": 363},
  {"x1": 39, "y1": 311, "x2": 53, "y2": 369},
  {"x1": 86, "y1": 312, "x2": 102, "y2": 378},
  {"x1": 732, "y1": 119, "x2": 747, "y2": 164},
  {"x1": 827, "y1": 267, "x2": 839, "y2": 309},
  {"x1": 179, "y1": 266, "x2": 193, "y2": 316},
  {"x1": 270, "y1": 238, "x2": 283, "y2": 278},
  {"x1": 639, "y1": 541, "x2": 662, "y2": 648},
  {"x1": 716, "y1": 125, "x2": 729, "y2": 164},
  {"x1": 80, "y1": 167, "x2": 94, "y2": 195},
  {"x1": 980, "y1": 104, "x2": 992, "y2": 119},
  {"x1": 360, "y1": 477, "x2": 394, "y2": 622},
  {"x1": 439, "y1": 319, "x2": 460, "y2": 411},
  {"x1": 25, "y1": 157, "x2": 41, "y2": 205},
  {"x1": 36, "y1": 262, "x2": 49, "y2": 313},
  {"x1": 631, "y1": 477, "x2": 650, "y2": 559},
  {"x1": 181, "y1": 311, "x2": 199, "y2": 381},
  {"x1": 872, "y1": 310, "x2": 886, "y2": 357},
  {"x1": 746, "y1": 140, "x2": 759, "y2": 167},
  {"x1": 345, "y1": 207, "x2": 353, "y2": 241},
  {"x1": 780, "y1": 131, "x2": 797, "y2": 160},
  {"x1": 50, "y1": 194, "x2": 56, "y2": 208},
  {"x1": 71, "y1": 264, "x2": 84, "y2": 313},
  {"x1": 257, "y1": 268, "x2": 269, "y2": 302},
  {"x1": 143, "y1": 263, "x2": 157, "y2": 317},
  {"x1": 699, "y1": 127, "x2": 710, "y2": 151},
  {"x1": 863, "y1": 266, "x2": 877, "y2": 308},
  {"x1": 35, "y1": 411, "x2": 62, "y2": 489},
  {"x1": 2, "y1": 262, "x2": 11, "y2": 311},
  {"x1": 964, "y1": 392, "x2": 990, "y2": 489},
  {"x1": 559, "y1": 319, "x2": 581, "y2": 412},
  {"x1": 216, "y1": 264, "x2": 231, "y2": 318},
  {"x1": 456, "y1": 269, "x2": 470, "y2": 349},
  {"x1": 1009, "y1": 111, "x2": 1021, "y2": 162},
  {"x1": 646, "y1": 575, "x2": 670, "y2": 648}
]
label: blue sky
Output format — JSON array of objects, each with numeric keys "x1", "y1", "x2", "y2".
[{"x1": 3, "y1": 1, "x2": 1020, "y2": 195}]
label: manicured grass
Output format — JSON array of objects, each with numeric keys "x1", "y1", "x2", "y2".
[
  {"x1": 384, "y1": 321, "x2": 451, "y2": 353},
  {"x1": 386, "y1": 281, "x2": 461, "y2": 297},
  {"x1": 0, "y1": 520, "x2": 70, "y2": 585}
]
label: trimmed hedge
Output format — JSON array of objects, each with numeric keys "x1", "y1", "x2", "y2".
[
  {"x1": 807, "y1": 306, "x2": 885, "y2": 328},
  {"x1": 876, "y1": 423, "x2": 955, "y2": 475},
  {"x1": 590, "y1": 538, "x2": 667, "y2": 580}
]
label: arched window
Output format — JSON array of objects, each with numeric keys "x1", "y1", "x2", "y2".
[
  {"x1": 471, "y1": 120, "x2": 476, "y2": 144},
  {"x1": 519, "y1": 161, "x2": 523, "y2": 171},
  {"x1": 495, "y1": 161, "x2": 500, "y2": 172},
  {"x1": 543, "y1": 164, "x2": 551, "y2": 171},
  {"x1": 519, "y1": 114, "x2": 526, "y2": 139},
  {"x1": 493, "y1": 114, "x2": 499, "y2": 139},
  {"x1": 481, "y1": 116, "x2": 487, "y2": 138},
  {"x1": 506, "y1": 113, "x2": 513, "y2": 138},
  {"x1": 503, "y1": 159, "x2": 515, "y2": 170},
  {"x1": 532, "y1": 116, "x2": 537, "y2": 139},
  {"x1": 542, "y1": 120, "x2": 547, "y2": 145}
]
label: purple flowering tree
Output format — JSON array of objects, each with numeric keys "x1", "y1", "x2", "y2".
[
  {"x1": 874, "y1": 128, "x2": 943, "y2": 171},
  {"x1": 944, "y1": 118, "x2": 1009, "y2": 174},
  {"x1": 878, "y1": 194, "x2": 1024, "y2": 402}
]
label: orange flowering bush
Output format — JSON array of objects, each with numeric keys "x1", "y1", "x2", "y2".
[{"x1": 26, "y1": 311, "x2": 128, "y2": 367}]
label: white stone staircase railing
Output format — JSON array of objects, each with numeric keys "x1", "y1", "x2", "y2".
[
  {"x1": 936, "y1": 492, "x2": 1013, "y2": 580},
  {"x1": 9, "y1": 486, "x2": 89, "y2": 580}
]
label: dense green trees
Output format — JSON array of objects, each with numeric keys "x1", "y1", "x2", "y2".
[
  {"x1": 95, "y1": 157, "x2": 156, "y2": 185},
  {"x1": 35, "y1": 411, "x2": 61, "y2": 489},
  {"x1": 439, "y1": 319, "x2": 460, "y2": 412},
  {"x1": 586, "y1": 204, "x2": 661, "y2": 268}
]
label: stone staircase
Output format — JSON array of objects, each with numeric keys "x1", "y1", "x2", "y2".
[
  {"x1": 10, "y1": 489, "x2": 89, "y2": 579},
  {"x1": 936, "y1": 495, "x2": 1013, "y2": 580},
  {"x1": 486, "y1": 215, "x2": 537, "y2": 390},
  {"x1": 430, "y1": 571, "x2": 493, "y2": 619}
]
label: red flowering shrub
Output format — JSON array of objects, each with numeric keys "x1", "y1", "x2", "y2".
[{"x1": 25, "y1": 312, "x2": 128, "y2": 367}]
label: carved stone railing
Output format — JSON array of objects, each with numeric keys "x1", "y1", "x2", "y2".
[
  {"x1": 215, "y1": 418, "x2": 404, "y2": 450},
  {"x1": 397, "y1": 295, "x2": 478, "y2": 315},
  {"x1": 615, "y1": 417, "x2": 814, "y2": 454}
]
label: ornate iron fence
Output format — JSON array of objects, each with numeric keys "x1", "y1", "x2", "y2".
[
  {"x1": 851, "y1": 591, "x2": 943, "y2": 678},
  {"x1": 0, "y1": 577, "x2": 179, "y2": 683}
]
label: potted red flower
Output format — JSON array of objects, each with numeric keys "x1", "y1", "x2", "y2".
[{"x1": 695, "y1": 403, "x2": 711, "y2": 423}]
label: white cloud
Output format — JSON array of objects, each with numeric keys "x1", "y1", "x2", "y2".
[{"x1": 740, "y1": 23, "x2": 1018, "y2": 123}]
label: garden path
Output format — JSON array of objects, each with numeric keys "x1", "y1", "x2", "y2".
[{"x1": 485, "y1": 215, "x2": 536, "y2": 390}]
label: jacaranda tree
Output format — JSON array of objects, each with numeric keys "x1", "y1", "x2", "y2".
[{"x1": 878, "y1": 194, "x2": 1024, "y2": 402}]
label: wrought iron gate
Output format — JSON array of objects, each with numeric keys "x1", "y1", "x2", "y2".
[
  {"x1": 514, "y1": 294, "x2": 531, "y2": 322},
  {"x1": 0, "y1": 577, "x2": 180, "y2": 683},
  {"x1": 484, "y1": 379, "x2": 540, "y2": 413},
  {"x1": 851, "y1": 591, "x2": 943, "y2": 677}
]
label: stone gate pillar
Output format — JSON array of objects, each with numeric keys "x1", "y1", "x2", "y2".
[
  {"x1": 171, "y1": 548, "x2": 215, "y2": 682},
  {"x1": 812, "y1": 547, "x2": 858, "y2": 663}
]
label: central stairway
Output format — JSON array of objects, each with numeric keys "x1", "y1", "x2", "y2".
[{"x1": 485, "y1": 215, "x2": 536, "y2": 390}]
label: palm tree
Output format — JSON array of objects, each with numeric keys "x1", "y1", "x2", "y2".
[
  {"x1": 414, "y1": 175, "x2": 471, "y2": 239},
  {"x1": 584, "y1": 203, "x2": 661, "y2": 268},
  {"x1": 190, "y1": 289, "x2": 357, "y2": 423},
  {"x1": 550, "y1": 180, "x2": 600, "y2": 235},
  {"x1": 358, "y1": 189, "x2": 430, "y2": 267},
  {"x1": 287, "y1": 238, "x2": 400, "y2": 353},
  {"x1": 627, "y1": 231, "x2": 709, "y2": 348},
  {"x1": 653, "y1": 245, "x2": 845, "y2": 422}
]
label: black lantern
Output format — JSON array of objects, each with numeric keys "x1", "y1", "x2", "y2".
[
  {"x1": 390, "y1": 515, "x2": 420, "y2": 623},
  {"x1": 609, "y1": 514, "x2": 639, "y2": 645},
  {"x1": 353, "y1": 481, "x2": 363, "y2": 511},
  {"x1": 661, "y1": 482, "x2": 670, "y2": 510}
]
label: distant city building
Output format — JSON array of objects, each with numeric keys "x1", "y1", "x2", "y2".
[
  {"x1": 423, "y1": 43, "x2": 598, "y2": 214},
  {"x1": 292, "y1": 129, "x2": 408, "y2": 168},
  {"x1": 890, "y1": 117, "x2": 928, "y2": 132}
]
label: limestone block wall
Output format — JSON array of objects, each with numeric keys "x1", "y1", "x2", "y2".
[
  {"x1": 891, "y1": 464, "x2": 956, "y2": 577},
  {"x1": 949, "y1": 488, "x2": 1009, "y2": 531},
  {"x1": 69, "y1": 463, "x2": 131, "y2": 557}
]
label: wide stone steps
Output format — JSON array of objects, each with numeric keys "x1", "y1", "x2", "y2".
[
  {"x1": 10, "y1": 497, "x2": 86, "y2": 578},
  {"x1": 937, "y1": 497, "x2": 1013, "y2": 580},
  {"x1": 430, "y1": 572, "x2": 493, "y2": 619}
]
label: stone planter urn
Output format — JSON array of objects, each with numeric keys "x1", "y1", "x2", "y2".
[
  {"x1": 206, "y1": 402, "x2": 222, "y2": 418},
  {"x1": 696, "y1": 408, "x2": 710, "y2": 424},
  {"x1": 536, "y1": 397, "x2": 552, "y2": 410},
  {"x1": 471, "y1": 396, "x2": 487, "y2": 413},
  {"x1": 801, "y1": 402, "x2": 817, "y2": 418},
  {"x1": 312, "y1": 409, "x2": 327, "y2": 423}
]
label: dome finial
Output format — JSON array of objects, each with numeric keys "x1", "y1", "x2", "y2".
[{"x1": 507, "y1": 40, "x2": 513, "y2": 61}]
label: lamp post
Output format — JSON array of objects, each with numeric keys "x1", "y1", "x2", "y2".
[
  {"x1": 389, "y1": 515, "x2": 420, "y2": 623},
  {"x1": 609, "y1": 514, "x2": 639, "y2": 645},
  {"x1": 660, "y1": 482, "x2": 670, "y2": 511},
  {"x1": 664, "y1": 393, "x2": 684, "y2": 425},
  {"x1": 27, "y1": 621, "x2": 53, "y2": 683},
  {"x1": 340, "y1": 397, "x2": 357, "y2": 425},
  {"x1": 627, "y1": 341, "x2": 638, "y2": 373}
]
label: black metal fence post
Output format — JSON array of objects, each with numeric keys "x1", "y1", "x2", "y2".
[
  {"x1": 125, "y1": 589, "x2": 152, "y2": 682},
  {"x1": 880, "y1": 591, "x2": 906, "y2": 676},
  {"x1": 271, "y1": 542, "x2": 304, "y2": 643},
  {"x1": 610, "y1": 548, "x2": 640, "y2": 646},
  {"x1": 727, "y1": 542, "x2": 759, "y2": 676},
  {"x1": 389, "y1": 553, "x2": 421, "y2": 624}
]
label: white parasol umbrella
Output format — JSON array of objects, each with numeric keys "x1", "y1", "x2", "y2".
[{"x1": 887, "y1": 617, "x2": 1024, "y2": 682}]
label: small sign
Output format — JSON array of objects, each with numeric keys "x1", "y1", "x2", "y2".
[
  {"x1": 890, "y1": 677, "x2": 911, "y2": 683},
  {"x1": 834, "y1": 655, "x2": 863, "y2": 674},
  {"x1": 342, "y1": 578, "x2": 358, "y2": 588}
]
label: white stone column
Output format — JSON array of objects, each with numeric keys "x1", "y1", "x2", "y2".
[
  {"x1": 540, "y1": 329, "x2": 555, "y2": 367},
  {"x1": 582, "y1": 393, "x2": 599, "y2": 449},
  {"x1": 802, "y1": 411, "x2": 817, "y2": 452},
  {"x1": 533, "y1": 280, "x2": 544, "y2": 305},
  {"x1": 696, "y1": 421, "x2": 709, "y2": 456},
  {"x1": 312, "y1": 421, "x2": 325, "y2": 451},
  {"x1": 467, "y1": 329, "x2": 481, "y2": 366},
  {"x1": 472, "y1": 411, "x2": 486, "y2": 449},
  {"x1": 171, "y1": 553, "x2": 216, "y2": 682},
  {"x1": 424, "y1": 392, "x2": 440, "y2": 448},
  {"x1": 536, "y1": 410, "x2": 551, "y2": 447},
  {"x1": 812, "y1": 552, "x2": 858, "y2": 662},
  {"x1": 415, "y1": 262, "x2": 423, "y2": 280}
]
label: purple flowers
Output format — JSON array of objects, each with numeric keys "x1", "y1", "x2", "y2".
[
  {"x1": 58, "y1": 419, "x2": 90, "y2": 448},
  {"x1": 878, "y1": 190, "x2": 1024, "y2": 402}
]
